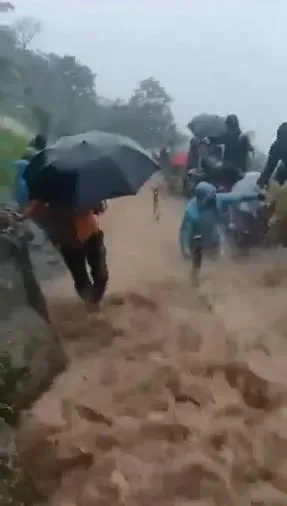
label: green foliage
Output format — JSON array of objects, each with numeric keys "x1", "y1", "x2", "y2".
[
  {"x1": 0, "y1": 7, "x2": 182, "y2": 148},
  {"x1": 0, "y1": 127, "x2": 27, "y2": 187},
  {"x1": 95, "y1": 77, "x2": 178, "y2": 148}
]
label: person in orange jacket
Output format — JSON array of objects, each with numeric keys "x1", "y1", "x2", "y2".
[{"x1": 24, "y1": 200, "x2": 109, "y2": 310}]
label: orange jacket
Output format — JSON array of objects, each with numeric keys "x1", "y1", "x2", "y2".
[
  {"x1": 24, "y1": 200, "x2": 101, "y2": 243},
  {"x1": 75, "y1": 212, "x2": 100, "y2": 242}
]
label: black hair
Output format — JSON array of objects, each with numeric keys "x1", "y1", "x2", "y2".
[
  {"x1": 277, "y1": 123, "x2": 287, "y2": 143},
  {"x1": 225, "y1": 114, "x2": 241, "y2": 135},
  {"x1": 226, "y1": 114, "x2": 239, "y2": 126},
  {"x1": 34, "y1": 134, "x2": 47, "y2": 151}
]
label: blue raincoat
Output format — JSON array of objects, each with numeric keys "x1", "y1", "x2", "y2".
[
  {"x1": 13, "y1": 159, "x2": 30, "y2": 209},
  {"x1": 179, "y1": 181, "x2": 258, "y2": 257}
]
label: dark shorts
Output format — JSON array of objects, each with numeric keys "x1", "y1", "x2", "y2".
[{"x1": 59, "y1": 231, "x2": 109, "y2": 302}]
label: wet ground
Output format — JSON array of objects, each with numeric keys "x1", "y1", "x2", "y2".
[{"x1": 17, "y1": 185, "x2": 287, "y2": 506}]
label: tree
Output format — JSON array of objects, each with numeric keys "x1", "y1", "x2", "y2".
[
  {"x1": 12, "y1": 16, "x2": 42, "y2": 50},
  {"x1": 48, "y1": 54, "x2": 97, "y2": 135},
  {"x1": 0, "y1": 27, "x2": 20, "y2": 100},
  {"x1": 12, "y1": 51, "x2": 98, "y2": 135},
  {"x1": 130, "y1": 77, "x2": 172, "y2": 108},
  {"x1": 91, "y1": 78, "x2": 184, "y2": 148},
  {"x1": 0, "y1": 55, "x2": 18, "y2": 83},
  {"x1": 31, "y1": 105, "x2": 51, "y2": 136},
  {"x1": 0, "y1": 2, "x2": 14, "y2": 12},
  {"x1": 128, "y1": 77, "x2": 177, "y2": 148},
  {"x1": 0, "y1": 17, "x2": 183, "y2": 147}
]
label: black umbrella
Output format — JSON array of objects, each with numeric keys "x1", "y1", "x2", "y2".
[
  {"x1": 187, "y1": 114, "x2": 226, "y2": 140},
  {"x1": 23, "y1": 130, "x2": 160, "y2": 209}
]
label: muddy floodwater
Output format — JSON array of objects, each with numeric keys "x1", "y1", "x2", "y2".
[{"x1": 17, "y1": 186, "x2": 287, "y2": 506}]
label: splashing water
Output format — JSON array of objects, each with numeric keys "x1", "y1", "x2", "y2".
[{"x1": 17, "y1": 185, "x2": 287, "y2": 506}]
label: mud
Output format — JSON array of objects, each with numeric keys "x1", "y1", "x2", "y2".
[{"x1": 17, "y1": 186, "x2": 287, "y2": 505}]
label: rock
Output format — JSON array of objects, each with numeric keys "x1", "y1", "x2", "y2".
[
  {"x1": 0, "y1": 213, "x2": 66, "y2": 409},
  {"x1": 25, "y1": 219, "x2": 65, "y2": 282}
]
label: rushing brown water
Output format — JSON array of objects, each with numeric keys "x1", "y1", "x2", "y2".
[{"x1": 17, "y1": 185, "x2": 287, "y2": 506}]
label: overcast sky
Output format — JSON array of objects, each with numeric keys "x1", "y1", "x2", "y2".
[{"x1": 7, "y1": 0, "x2": 287, "y2": 149}]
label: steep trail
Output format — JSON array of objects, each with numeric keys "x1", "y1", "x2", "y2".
[{"x1": 17, "y1": 185, "x2": 287, "y2": 506}]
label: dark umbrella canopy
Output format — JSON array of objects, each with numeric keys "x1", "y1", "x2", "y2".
[
  {"x1": 23, "y1": 130, "x2": 160, "y2": 208},
  {"x1": 187, "y1": 114, "x2": 226, "y2": 140}
]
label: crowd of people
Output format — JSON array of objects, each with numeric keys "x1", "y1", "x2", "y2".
[
  {"x1": 8, "y1": 116, "x2": 287, "y2": 311},
  {"x1": 178, "y1": 115, "x2": 287, "y2": 261}
]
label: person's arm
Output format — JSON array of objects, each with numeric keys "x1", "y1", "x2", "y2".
[
  {"x1": 257, "y1": 142, "x2": 280, "y2": 188},
  {"x1": 218, "y1": 191, "x2": 259, "y2": 210},
  {"x1": 23, "y1": 200, "x2": 45, "y2": 219},
  {"x1": 179, "y1": 209, "x2": 194, "y2": 257}
]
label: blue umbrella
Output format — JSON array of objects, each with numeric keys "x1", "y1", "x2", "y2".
[{"x1": 23, "y1": 130, "x2": 161, "y2": 209}]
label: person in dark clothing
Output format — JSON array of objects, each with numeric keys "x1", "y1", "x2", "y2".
[
  {"x1": 257, "y1": 123, "x2": 287, "y2": 188},
  {"x1": 22, "y1": 133, "x2": 48, "y2": 162},
  {"x1": 209, "y1": 115, "x2": 254, "y2": 188},
  {"x1": 32, "y1": 134, "x2": 47, "y2": 151},
  {"x1": 185, "y1": 137, "x2": 202, "y2": 195},
  {"x1": 59, "y1": 229, "x2": 108, "y2": 306},
  {"x1": 222, "y1": 115, "x2": 243, "y2": 165},
  {"x1": 221, "y1": 115, "x2": 253, "y2": 171},
  {"x1": 187, "y1": 137, "x2": 200, "y2": 170},
  {"x1": 159, "y1": 147, "x2": 169, "y2": 167},
  {"x1": 186, "y1": 137, "x2": 223, "y2": 191},
  {"x1": 24, "y1": 201, "x2": 108, "y2": 311}
]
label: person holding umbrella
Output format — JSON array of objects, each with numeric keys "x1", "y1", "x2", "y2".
[
  {"x1": 188, "y1": 114, "x2": 253, "y2": 189},
  {"x1": 22, "y1": 130, "x2": 159, "y2": 310},
  {"x1": 23, "y1": 199, "x2": 109, "y2": 310},
  {"x1": 208, "y1": 115, "x2": 254, "y2": 188}
]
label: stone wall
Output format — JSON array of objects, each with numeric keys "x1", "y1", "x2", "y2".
[{"x1": 0, "y1": 210, "x2": 66, "y2": 409}]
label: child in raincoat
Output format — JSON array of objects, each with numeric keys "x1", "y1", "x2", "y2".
[{"x1": 179, "y1": 181, "x2": 260, "y2": 258}]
